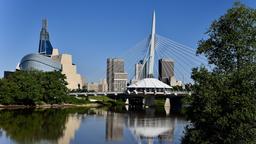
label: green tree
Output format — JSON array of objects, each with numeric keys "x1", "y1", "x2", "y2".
[
  {"x1": 7, "y1": 71, "x2": 43, "y2": 105},
  {"x1": 182, "y1": 3, "x2": 256, "y2": 144},
  {"x1": 41, "y1": 71, "x2": 69, "y2": 104},
  {"x1": 0, "y1": 79, "x2": 18, "y2": 104},
  {"x1": 0, "y1": 70, "x2": 69, "y2": 105}
]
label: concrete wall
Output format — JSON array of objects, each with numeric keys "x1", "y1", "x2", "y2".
[
  {"x1": 60, "y1": 54, "x2": 83, "y2": 90},
  {"x1": 51, "y1": 48, "x2": 84, "y2": 90}
]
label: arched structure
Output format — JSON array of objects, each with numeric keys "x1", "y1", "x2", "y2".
[{"x1": 19, "y1": 53, "x2": 61, "y2": 71}]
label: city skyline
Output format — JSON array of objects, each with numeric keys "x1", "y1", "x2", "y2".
[{"x1": 1, "y1": 0, "x2": 255, "y2": 82}]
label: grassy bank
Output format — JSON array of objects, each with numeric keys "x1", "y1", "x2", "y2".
[
  {"x1": 0, "y1": 96, "x2": 125, "y2": 109},
  {"x1": 88, "y1": 96, "x2": 125, "y2": 107}
]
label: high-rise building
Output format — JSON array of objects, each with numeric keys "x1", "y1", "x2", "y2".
[
  {"x1": 98, "y1": 79, "x2": 108, "y2": 92},
  {"x1": 38, "y1": 19, "x2": 53, "y2": 56},
  {"x1": 107, "y1": 58, "x2": 113, "y2": 91},
  {"x1": 158, "y1": 58, "x2": 174, "y2": 85},
  {"x1": 130, "y1": 60, "x2": 144, "y2": 84},
  {"x1": 135, "y1": 60, "x2": 143, "y2": 80},
  {"x1": 87, "y1": 82, "x2": 99, "y2": 92},
  {"x1": 107, "y1": 58, "x2": 128, "y2": 92}
]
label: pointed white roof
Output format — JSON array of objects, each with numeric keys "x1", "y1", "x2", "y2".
[{"x1": 128, "y1": 78, "x2": 172, "y2": 89}]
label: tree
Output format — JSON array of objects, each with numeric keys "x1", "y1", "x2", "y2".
[
  {"x1": 41, "y1": 71, "x2": 69, "y2": 104},
  {"x1": 182, "y1": 3, "x2": 256, "y2": 144},
  {"x1": 0, "y1": 71, "x2": 69, "y2": 105},
  {"x1": 6, "y1": 71, "x2": 43, "y2": 105}
]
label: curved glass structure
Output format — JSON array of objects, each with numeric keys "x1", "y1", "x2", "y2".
[{"x1": 19, "y1": 53, "x2": 61, "y2": 72}]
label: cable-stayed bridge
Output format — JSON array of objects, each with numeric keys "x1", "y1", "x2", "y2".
[
  {"x1": 73, "y1": 11, "x2": 209, "y2": 106},
  {"x1": 102, "y1": 11, "x2": 209, "y2": 85}
]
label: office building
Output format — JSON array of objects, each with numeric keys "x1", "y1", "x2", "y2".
[
  {"x1": 170, "y1": 76, "x2": 183, "y2": 86},
  {"x1": 158, "y1": 58, "x2": 174, "y2": 85},
  {"x1": 107, "y1": 58, "x2": 128, "y2": 92},
  {"x1": 87, "y1": 82, "x2": 99, "y2": 92},
  {"x1": 135, "y1": 60, "x2": 143, "y2": 80},
  {"x1": 3, "y1": 71, "x2": 14, "y2": 78},
  {"x1": 98, "y1": 79, "x2": 108, "y2": 92}
]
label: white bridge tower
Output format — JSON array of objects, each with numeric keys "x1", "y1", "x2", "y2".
[{"x1": 147, "y1": 11, "x2": 156, "y2": 78}]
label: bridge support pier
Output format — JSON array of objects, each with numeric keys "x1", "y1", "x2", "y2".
[
  {"x1": 164, "y1": 98, "x2": 170, "y2": 107},
  {"x1": 125, "y1": 98, "x2": 129, "y2": 105}
]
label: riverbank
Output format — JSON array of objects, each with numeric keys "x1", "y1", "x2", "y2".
[
  {"x1": 0, "y1": 103, "x2": 102, "y2": 109},
  {"x1": 0, "y1": 96, "x2": 126, "y2": 109}
]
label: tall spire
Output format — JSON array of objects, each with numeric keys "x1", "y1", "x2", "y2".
[
  {"x1": 38, "y1": 19, "x2": 53, "y2": 56},
  {"x1": 147, "y1": 10, "x2": 156, "y2": 77},
  {"x1": 42, "y1": 19, "x2": 48, "y2": 30}
]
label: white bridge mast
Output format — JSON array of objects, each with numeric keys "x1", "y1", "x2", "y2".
[{"x1": 147, "y1": 11, "x2": 156, "y2": 77}]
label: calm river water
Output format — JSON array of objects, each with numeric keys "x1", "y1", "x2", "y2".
[{"x1": 0, "y1": 106, "x2": 188, "y2": 144}]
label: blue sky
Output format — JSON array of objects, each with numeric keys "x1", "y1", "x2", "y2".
[{"x1": 0, "y1": 0, "x2": 256, "y2": 82}]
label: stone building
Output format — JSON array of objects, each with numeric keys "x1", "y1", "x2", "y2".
[{"x1": 107, "y1": 58, "x2": 128, "y2": 92}]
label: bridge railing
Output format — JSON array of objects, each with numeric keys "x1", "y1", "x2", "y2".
[{"x1": 69, "y1": 91, "x2": 191, "y2": 97}]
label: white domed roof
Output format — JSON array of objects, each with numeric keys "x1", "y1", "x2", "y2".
[{"x1": 128, "y1": 78, "x2": 172, "y2": 89}]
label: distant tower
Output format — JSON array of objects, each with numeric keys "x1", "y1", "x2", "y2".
[
  {"x1": 38, "y1": 19, "x2": 53, "y2": 56},
  {"x1": 158, "y1": 58, "x2": 174, "y2": 85},
  {"x1": 135, "y1": 60, "x2": 143, "y2": 80}
]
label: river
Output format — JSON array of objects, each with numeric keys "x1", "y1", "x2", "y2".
[{"x1": 0, "y1": 106, "x2": 188, "y2": 144}]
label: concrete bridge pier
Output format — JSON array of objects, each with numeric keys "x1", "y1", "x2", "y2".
[
  {"x1": 125, "y1": 98, "x2": 129, "y2": 105},
  {"x1": 164, "y1": 98, "x2": 170, "y2": 107}
]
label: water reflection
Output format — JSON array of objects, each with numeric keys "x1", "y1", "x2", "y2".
[
  {"x1": 0, "y1": 108, "x2": 86, "y2": 144},
  {"x1": 105, "y1": 106, "x2": 180, "y2": 144},
  {"x1": 0, "y1": 129, "x2": 2, "y2": 137},
  {"x1": 0, "y1": 107, "x2": 187, "y2": 144},
  {"x1": 106, "y1": 113, "x2": 124, "y2": 141},
  {"x1": 127, "y1": 117, "x2": 175, "y2": 144},
  {"x1": 57, "y1": 114, "x2": 81, "y2": 144}
]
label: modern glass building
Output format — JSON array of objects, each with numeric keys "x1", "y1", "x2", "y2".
[
  {"x1": 18, "y1": 19, "x2": 84, "y2": 90},
  {"x1": 19, "y1": 53, "x2": 61, "y2": 71},
  {"x1": 38, "y1": 19, "x2": 53, "y2": 56},
  {"x1": 19, "y1": 19, "x2": 60, "y2": 72}
]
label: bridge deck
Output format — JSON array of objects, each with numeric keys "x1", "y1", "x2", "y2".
[{"x1": 69, "y1": 91, "x2": 190, "y2": 97}]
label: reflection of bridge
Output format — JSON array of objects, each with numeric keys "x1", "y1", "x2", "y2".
[
  {"x1": 82, "y1": 108, "x2": 187, "y2": 144},
  {"x1": 127, "y1": 117, "x2": 176, "y2": 144},
  {"x1": 104, "y1": 110, "x2": 179, "y2": 144}
]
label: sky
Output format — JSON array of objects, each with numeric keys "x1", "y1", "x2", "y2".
[{"x1": 0, "y1": 0, "x2": 256, "y2": 82}]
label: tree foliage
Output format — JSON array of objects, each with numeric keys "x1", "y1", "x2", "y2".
[
  {"x1": 182, "y1": 3, "x2": 256, "y2": 144},
  {"x1": 197, "y1": 2, "x2": 256, "y2": 73},
  {"x1": 0, "y1": 70, "x2": 69, "y2": 105}
]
